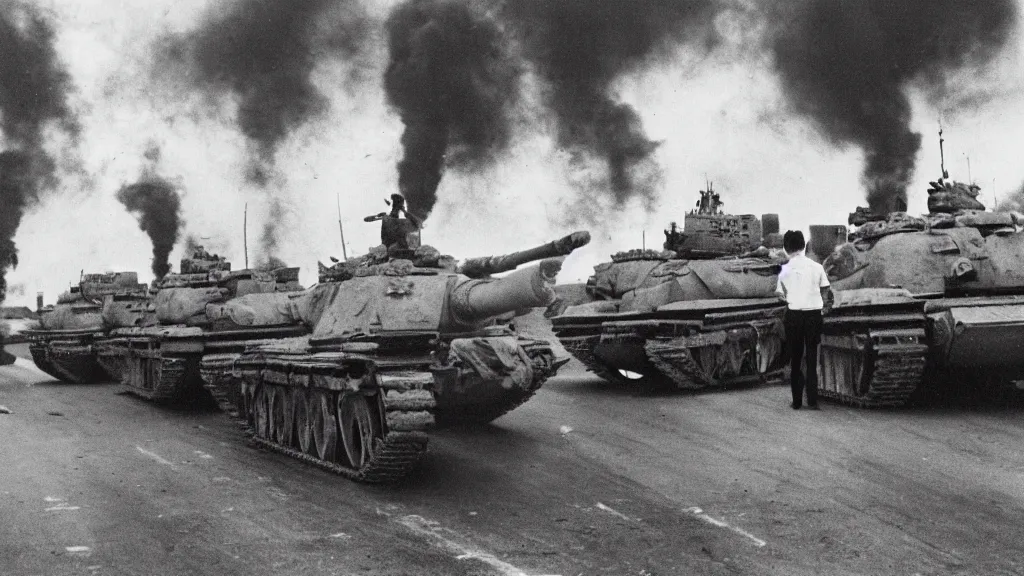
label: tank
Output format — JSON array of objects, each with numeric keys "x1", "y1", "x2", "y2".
[
  {"x1": 93, "y1": 247, "x2": 308, "y2": 402},
  {"x1": 23, "y1": 272, "x2": 148, "y2": 383},
  {"x1": 551, "y1": 187, "x2": 788, "y2": 390},
  {"x1": 200, "y1": 229, "x2": 590, "y2": 483},
  {"x1": 820, "y1": 173, "x2": 1024, "y2": 407}
]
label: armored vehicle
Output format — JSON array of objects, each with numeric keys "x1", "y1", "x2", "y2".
[
  {"x1": 24, "y1": 272, "x2": 148, "y2": 383},
  {"x1": 201, "y1": 229, "x2": 590, "y2": 483},
  {"x1": 551, "y1": 187, "x2": 789, "y2": 390},
  {"x1": 820, "y1": 174, "x2": 1024, "y2": 407},
  {"x1": 95, "y1": 248, "x2": 307, "y2": 402}
]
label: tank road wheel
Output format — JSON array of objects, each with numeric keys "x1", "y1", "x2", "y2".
[
  {"x1": 254, "y1": 386, "x2": 272, "y2": 440},
  {"x1": 311, "y1": 390, "x2": 339, "y2": 463},
  {"x1": 294, "y1": 389, "x2": 315, "y2": 456},
  {"x1": 338, "y1": 393, "x2": 384, "y2": 469},
  {"x1": 271, "y1": 386, "x2": 294, "y2": 448}
]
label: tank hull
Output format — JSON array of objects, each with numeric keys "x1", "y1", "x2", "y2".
[
  {"x1": 96, "y1": 325, "x2": 309, "y2": 403},
  {"x1": 819, "y1": 292, "x2": 1024, "y2": 407},
  {"x1": 553, "y1": 298, "x2": 787, "y2": 389},
  {"x1": 24, "y1": 330, "x2": 111, "y2": 383},
  {"x1": 199, "y1": 330, "x2": 564, "y2": 483}
]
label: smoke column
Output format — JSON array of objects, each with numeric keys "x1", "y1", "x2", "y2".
[
  {"x1": 116, "y1": 146, "x2": 183, "y2": 279},
  {"x1": 0, "y1": 4, "x2": 78, "y2": 303},
  {"x1": 158, "y1": 0, "x2": 368, "y2": 185},
  {"x1": 768, "y1": 0, "x2": 1017, "y2": 213},
  {"x1": 501, "y1": 0, "x2": 717, "y2": 208},
  {"x1": 255, "y1": 198, "x2": 287, "y2": 270},
  {"x1": 384, "y1": 0, "x2": 521, "y2": 218}
]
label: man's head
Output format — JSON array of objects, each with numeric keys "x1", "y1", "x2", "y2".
[
  {"x1": 783, "y1": 230, "x2": 806, "y2": 255},
  {"x1": 388, "y1": 194, "x2": 405, "y2": 216}
]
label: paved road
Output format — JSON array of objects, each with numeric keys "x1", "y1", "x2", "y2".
[{"x1": 2, "y1": 343, "x2": 1024, "y2": 575}]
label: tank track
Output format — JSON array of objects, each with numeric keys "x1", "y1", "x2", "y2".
[
  {"x1": 217, "y1": 357, "x2": 436, "y2": 483},
  {"x1": 644, "y1": 340, "x2": 715, "y2": 390},
  {"x1": 818, "y1": 328, "x2": 928, "y2": 408},
  {"x1": 29, "y1": 344, "x2": 63, "y2": 381},
  {"x1": 122, "y1": 355, "x2": 194, "y2": 402},
  {"x1": 199, "y1": 354, "x2": 243, "y2": 419},
  {"x1": 45, "y1": 344, "x2": 107, "y2": 384},
  {"x1": 558, "y1": 334, "x2": 637, "y2": 384},
  {"x1": 644, "y1": 339, "x2": 784, "y2": 391}
]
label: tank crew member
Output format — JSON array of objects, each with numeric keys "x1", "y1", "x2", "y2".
[
  {"x1": 364, "y1": 193, "x2": 423, "y2": 251},
  {"x1": 775, "y1": 230, "x2": 832, "y2": 410}
]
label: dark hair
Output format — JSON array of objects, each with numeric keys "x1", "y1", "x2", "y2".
[{"x1": 783, "y1": 230, "x2": 806, "y2": 253}]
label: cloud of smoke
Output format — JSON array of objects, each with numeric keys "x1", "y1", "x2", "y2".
[
  {"x1": 384, "y1": 0, "x2": 521, "y2": 218},
  {"x1": 501, "y1": 0, "x2": 718, "y2": 210},
  {"x1": 0, "y1": 3, "x2": 78, "y2": 303},
  {"x1": 116, "y1": 144, "x2": 183, "y2": 279},
  {"x1": 157, "y1": 0, "x2": 369, "y2": 185},
  {"x1": 767, "y1": 0, "x2": 1018, "y2": 213}
]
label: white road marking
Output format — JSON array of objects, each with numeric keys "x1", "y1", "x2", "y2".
[
  {"x1": 193, "y1": 450, "x2": 214, "y2": 459},
  {"x1": 65, "y1": 546, "x2": 91, "y2": 553},
  {"x1": 45, "y1": 504, "x2": 80, "y2": 512},
  {"x1": 396, "y1": 514, "x2": 560, "y2": 576},
  {"x1": 44, "y1": 496, "x2": 63, "y2": 502},
  {"x1": 595, "y1": 502, "x2": 632, "y2": 522},
  {"x1": 329, "y1": 532, "x2": 351, "y2": 539},
  {"x1": 135, "y1": 446, "x2": 177, "y2": 469},
  {"x1": 685, "y1": 507, "x2": 766, "y2": 548}
]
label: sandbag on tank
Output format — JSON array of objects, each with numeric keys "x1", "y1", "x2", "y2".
[
  {"x1": 154, "y1": 287, "x2": 227, "y2": 325},
  {"x1": 205, "y1": 292, "x2": 302, "y2": 327}
]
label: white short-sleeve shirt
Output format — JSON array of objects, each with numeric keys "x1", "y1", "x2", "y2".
[{"x1": 775, "y1": 252, "x2": 830, "y2": 311}]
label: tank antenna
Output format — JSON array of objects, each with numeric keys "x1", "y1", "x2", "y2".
[
  {"x1": 336, "y1": 194, "x2": 348, "y2": 262},
  {"x1": 642, "y1": 230, "x2": 646, "y2": 251},
  {"x1": 938, "y1": 123, "x2": 948, "y2": 179},
  {"x1": 243, "y1": 202, "x2": 249, "y2": 269},
  {"x1": 966, "y1": 155, "x2": 972, "y2": 184}
]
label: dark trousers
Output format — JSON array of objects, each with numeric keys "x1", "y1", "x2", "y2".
[{"x1": 785, "y1": 309, "x2": 823, "y2": 407}]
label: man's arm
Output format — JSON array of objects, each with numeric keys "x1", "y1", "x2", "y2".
[
  {"x1": 818, "y1": 267, "x2": 833, "y2": 313},
  {"x1": 775, "y1": 276, "x2": 787, "y2": 302},
  {"x1": 401, "y1": 208, "x2": 423, "y2": 229}
]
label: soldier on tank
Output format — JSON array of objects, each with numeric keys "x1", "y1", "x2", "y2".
[{"x1": 364, "y1": 194, "x2": 422, "y2": 254}]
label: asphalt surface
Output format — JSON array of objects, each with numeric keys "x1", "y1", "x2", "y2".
[{"x1": 2, "y1": 342, "x2": 1024, "y2": 576}]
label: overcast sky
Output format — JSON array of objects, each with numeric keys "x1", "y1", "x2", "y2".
[{"x1": 4, "y1": 0, "x2": 1024, "y2": 307}]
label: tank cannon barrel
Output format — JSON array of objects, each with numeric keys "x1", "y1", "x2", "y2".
[
  {"x1": 457, "y1": 231, "x2": 590, "y2": 278},
  {"x1": 446, "y1": 258, "x2": 564, "y2": 329}
]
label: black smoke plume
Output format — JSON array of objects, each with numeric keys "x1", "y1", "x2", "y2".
[
  {"x1": 0, "y1": 4, "x2": 77, "y2": 303},
  {"x1": 158, "y1": 0, "x2": 368, "y2": 185},
  {"x1": 769, "y1": 0, "x2": 1017, "y2": 213},
  {"x1": 502, "y1": 0, "x2": 717, "y2": 208},
  {"x1": 384, "y1": 0, "x2": 521, "y2": 218},
  {"x1": 116, "y1": 147, "x2": 183, "y2": 279}
]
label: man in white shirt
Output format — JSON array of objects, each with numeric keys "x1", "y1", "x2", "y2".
[{"x1": 775, "y1": 230, "x2": 833, "y2": 410}]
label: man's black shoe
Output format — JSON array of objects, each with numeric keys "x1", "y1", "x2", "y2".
[
  {"x1": 790, "y1": 402, "x2": 801, "y2": 410},
  {"x1": 806, "y1": 404, "x2": 821, "y2": 410}
]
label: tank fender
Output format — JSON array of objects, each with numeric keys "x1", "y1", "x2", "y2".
[
  {"x1": 927, "y1": 311, "x2": 954, "y2": 367},
  {"x1": 448, "y1": 337, "x2": 534, "y2": 391}
]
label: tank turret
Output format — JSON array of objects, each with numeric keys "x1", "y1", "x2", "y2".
[{"x1": 663, "y1": 184, "x2": 780, "y2": 258}]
